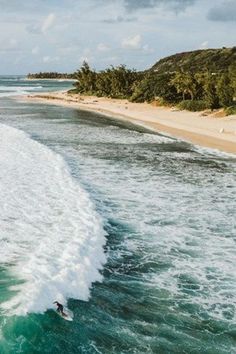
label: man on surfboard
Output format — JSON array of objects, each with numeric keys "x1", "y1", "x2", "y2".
[{"x1": 54, "y1": 301, "x2": 67, "y2": 317}]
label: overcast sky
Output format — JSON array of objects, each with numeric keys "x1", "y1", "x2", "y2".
[{"x1": 0, "y1": 0, "x2": 235, "y2": 74}]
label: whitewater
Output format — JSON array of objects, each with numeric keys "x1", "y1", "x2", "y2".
[{"x1": 0, "y1": 123, "x2": 106, "y2": 315}]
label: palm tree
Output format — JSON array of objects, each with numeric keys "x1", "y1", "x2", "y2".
[{"x1": 171, "y1": 72, "x2": 197, "y2": 100}]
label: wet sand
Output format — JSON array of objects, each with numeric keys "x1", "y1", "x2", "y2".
[{"x1": 24, "y1": 92, "x2": 236, "y2": 155}]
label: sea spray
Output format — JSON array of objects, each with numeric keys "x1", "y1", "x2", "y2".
[{"x1": 0, "y1": 123, "x2": 106, "y2": 315}]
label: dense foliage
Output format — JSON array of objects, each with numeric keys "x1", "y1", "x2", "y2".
[
  {"x1": 151, "y1": 47, "x2": 236, "y2": 74},
  {"x1": 71, "y1": 62, "x2": 141, "y2": 99},
  {"x1": 27, "y1": 72, "x2": 76, "y2": 79},
  {"x1": 177, "y1": 100, "x2": 209, "y2": 112},
  {"x1": 71, "y1": 47, "x2": 236, "y2": 112},
  {"x1": 132, "y1": 60, "x2": 236, "y2": 110}
]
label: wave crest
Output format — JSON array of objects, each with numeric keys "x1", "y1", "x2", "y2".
[{"x1": 0, "y1": 123, "x2": 106, "y2": 315}]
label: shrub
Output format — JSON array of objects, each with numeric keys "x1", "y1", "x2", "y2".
[
  {"x1": 177, "y1": 100, "x2": 209, "y2": 111},
  {"x1": 68, "y1": 88, "x2": 79, "y2": 94},
  {"x1": 225, "y1": 106, "x2": 236, "y2": 116},
  {"x1": 216, "y1": 73, "x2": 234, "y2": 107},
  {"x1": 203, "y1": 74, "x2": 220, "y2": 110},
  {"x1": 130, "y1": 72, "x2": 180, "y2": 103},
  {"x1": 151, "y1": 98, "x2": 174, "y2": 107}
]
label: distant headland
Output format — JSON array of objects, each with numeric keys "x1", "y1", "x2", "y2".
[{"x1": 27, "y1": 72, "x2": 76, "y2": 80}]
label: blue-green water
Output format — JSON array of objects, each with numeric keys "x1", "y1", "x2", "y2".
[{"x1": 0, "y1": 77, "x2": 235, "y2": 353}]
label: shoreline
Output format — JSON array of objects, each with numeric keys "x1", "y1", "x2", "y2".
[
  {"x1": 25, "y1": 78, "x2": 76, "y2": 82},
  {"x1": 22, "y1": 92, "x2": 236, "y2": 155}
]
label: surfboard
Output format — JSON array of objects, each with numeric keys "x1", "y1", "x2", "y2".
[{"x1": 56, "y1": 307, "x2": 74, "y2": 321}]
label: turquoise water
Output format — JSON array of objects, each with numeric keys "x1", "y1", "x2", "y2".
[{"x1": 0, "y1": 77, "x2": 236, "y2": 353}]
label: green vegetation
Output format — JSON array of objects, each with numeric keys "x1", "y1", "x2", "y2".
[
  {"x1": 27, "y1": 72, "x2": 76, "y2": 79},
  {"x1": 71, "y1": 62, "x2": 141, "y2": 99},
  {"x1": 225, "y1": 106, "x2": 236, "y2": 116},
  {"x1": 130, "y1": 72, "x2": 180, "y2": 103},
  {"x1": 133, "y1": 47, "x2": 236, "y2": 111},
  {"x1": 177, "y1": 100, "x2": 209, "y2": 112},
  {"x1": 151, "y1": 47, "x2": 236, "y2": 74},
  {"x1": 70, "y1": 47, "x2": 236, "y2": 114}
]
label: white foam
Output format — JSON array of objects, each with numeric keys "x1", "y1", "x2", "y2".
[
  {"x1": 0, "y1": 85, "x2": 43, "y2": 97},
  {"x1": 72, "y1": 124, "x2": 174, "y2": 145},
  {"x1": 0, "y1": 85, "x2": 42, "y2": 91},
  {"x1": 193, "y1": 144, "x2": 236, "y2": 159},
  {"x1": 0, "y1": 123, "x2": 106, "y2": 315},
  {"x1": 76, "y1": 142, "x2": 236, "y2": 323},
  {"x1": 0, "y1": 91, "x2": 28, "y2": 98}
]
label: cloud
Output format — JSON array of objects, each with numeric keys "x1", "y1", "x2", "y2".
[
  {"x1": 26, "y1": 23, "x2": 41, "y2": 34},
  {"x1": 121, "y1": 35, "x2": 153, "y2": 53},
  {"x1": 32, "y1": 46, "x2": 39, "y2": 55},
  {"x1": 79, "y1": 48, "x2": 94, "y2": 65},
  {"x1": 142, "y1": 44, "x2": 154, "y2": 53},
  {"x1": 207, "y1": 1, "x2": 236, "y2": 22},
  {"x1": 9, "y1": 38, "x2": 18, "y2": 48},
  {"x1": 0, "y1": 0, "x2": 36, "y2": 12},
  {"x1": 200, "y1": 41, "x2": 209, "y2": 49},
  {"x1": 42, "y1": 55, "x2": 59, "y2": 63},
  {"x1": 103, "y1": 15, "x2": 137, "y2": 23},
  {"x1": 0, "y1": 38, "x2": 20, "y2": 53},
  {"x1": 97, "y1": 43, "x2": 110, "y2": 52},
  {"x1": 0, "y1": 0, "x2": 76, "y2": 14},
  {"x1": 26, "y1": 13, "x2": 56, "y2": 35},
  {"x1": 42, "y1": 56, "x2": 51, "y2": 63},
  {"x1": 0, "y1": 0, "x2": 235, "y2": 74},
  {"x1": 41, "y1": 13, "x2": 56, "y2": 33},
  {"x1": 123, "y1": 0, "x2": 196, "y2": 12},
  {"x1": 122, "y1": 34, "x2": 142, "y2": 49}
]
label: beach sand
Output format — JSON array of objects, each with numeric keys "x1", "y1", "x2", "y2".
[{"x1": 24, "y1": 91, "x2": 236, "y2": 154}]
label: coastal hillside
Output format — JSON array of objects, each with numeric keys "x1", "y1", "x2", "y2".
[
  {"x1": 150, "y1": 47, "x2": 236, "y2": 74},
  {"x1": 69, "y1": 47, "x2": 235, "y2": 113},
  {"x1": 131, "y1": 47, "x2": 236, "y2": 109}
]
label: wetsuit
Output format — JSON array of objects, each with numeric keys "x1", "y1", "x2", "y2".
[{"x1": 56, "y1": 302, "x2": 64, "y2": 314}]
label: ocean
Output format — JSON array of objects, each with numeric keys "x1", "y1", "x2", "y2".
[{"x1": 0, "y1": 76, "x2": 235, "y2": 354}]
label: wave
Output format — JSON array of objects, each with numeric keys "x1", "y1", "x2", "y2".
[
  {"x1": 0, "y1": 91, "x2": 29, "y2": 98},
  {"x1": 0, "y1": 85, "x2": 42, "y2": 91},
  {"x1": 0, "y1": 85, "x2": 43, "y2": 97},
  {"x1": 0, "y1": 77, "x2": 23, "y2": 81},
  {"x1": 0, "y1": 123, "x2": 106, "y2": 315}
]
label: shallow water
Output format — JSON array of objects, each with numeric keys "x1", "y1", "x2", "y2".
[{"x1": 0, "y1": 77, "x2": 236, "y2": 353}]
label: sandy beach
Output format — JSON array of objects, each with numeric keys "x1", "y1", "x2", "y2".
[{"x1": 24, "y1": 91, "x2": 236, "y2": 154}]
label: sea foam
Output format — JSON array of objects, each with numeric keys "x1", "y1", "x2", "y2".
[
  {"x1": 0, "y1": 85, "x2": 42, "y2": 97},
  {"x1": 0, "y1": 123, "x2": 106, "y2": 315}
]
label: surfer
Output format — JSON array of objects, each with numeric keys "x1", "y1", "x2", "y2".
[{"x1": 54, "y1": 301, "x2": 67, "y2": 317}]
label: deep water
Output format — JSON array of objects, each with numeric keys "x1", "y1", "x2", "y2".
[{"x1": 0, "y1": 77, "x2": 236, "y2": 354}]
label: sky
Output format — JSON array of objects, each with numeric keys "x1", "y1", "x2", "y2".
[{"x1": 0, "y1": 0, "x2": 235, "y2": 74}]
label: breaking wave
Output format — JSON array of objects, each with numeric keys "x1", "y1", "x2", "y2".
[
  {"x1": 0, "y1": 123, "x2": 106, "y2": 315},
  {"x1": 0, "y1": 85, "x2": 42, "y2": 97}
]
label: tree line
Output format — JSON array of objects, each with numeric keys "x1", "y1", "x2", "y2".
[
  {"x1": 71, "y1": 62, "x2": 142, "y2": 99},
  {"x1": 71, "y1": 61, "x2": 236, "y2": 113},
  {"x1": 27, "y1": 72, "x2": 76, "y2": 79}
]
